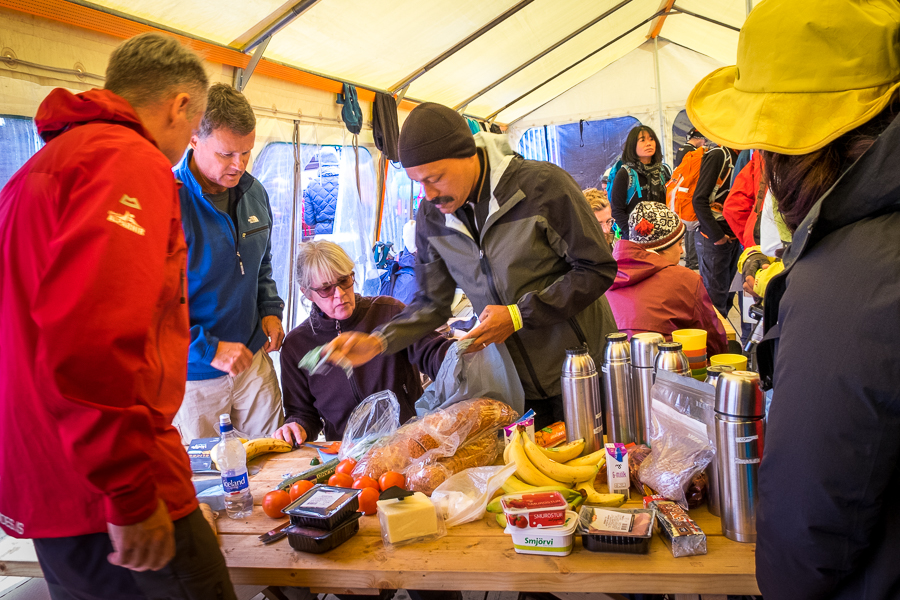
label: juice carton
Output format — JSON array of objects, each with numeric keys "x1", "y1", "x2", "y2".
[{"x1": 605, "y1": 443, "x2": 630, "y2": 500}]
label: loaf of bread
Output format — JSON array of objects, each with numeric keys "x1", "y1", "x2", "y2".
[
  {"x1": 353, "y1": 398, "x2": 517, "y2": 481},
  {"x1": 406, "y1": 433, "x2": 502, "y2": 495}
]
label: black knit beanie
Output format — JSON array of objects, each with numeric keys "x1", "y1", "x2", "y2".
[{"x1": 399, "y1": 102, "x2": 477, "y2": 168}]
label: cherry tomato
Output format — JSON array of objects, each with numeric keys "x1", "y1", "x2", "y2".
[
  {"x1": 352, "y1": 476, "x2": 379, "y2": 491},
  {"x1": 328, "y1": 472, "x2": 354, "y2": 488},
  {"x1": 262, "y1": 490, "x2": 292, "y2": 518},
  {"x1": 335, "y1": 458, "x2": 357, "y2": 476},
  {"x1": 357, "y1": 486, "x2": 379, "y2": 516},
  {"x1": 289, "y1": 480, "x2": 315, "y2": 501},
  {"x1": 378, "y1": 471, "x2": 406, "y2": 492}
]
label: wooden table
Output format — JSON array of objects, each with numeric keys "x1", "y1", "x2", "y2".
[{"x1": 0, "y1": 449, "x2": 760, "y2": 596}]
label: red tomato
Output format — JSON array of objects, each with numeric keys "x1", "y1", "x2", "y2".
[
  {"x1": 335, "y1": 458, "x2": 357, "y2": 476},
  {"x1": 357, "y1": 486, "x2": 379, "y2": 516},
  {"x1": 378, "y1": 471, "x2": 405, "y2": 492},
  {"x1": 328, "y1": 472, "x2": 354, "y2": 488},
  {"x1": 352, "y1": 476, "x2": 379, "y2": 491},
  {"x1": 262, "y1": 490, "x2": 291, "y2": 518},
  {"x1": 289, "y1": 480, "x2": 315, "y2": 501}
]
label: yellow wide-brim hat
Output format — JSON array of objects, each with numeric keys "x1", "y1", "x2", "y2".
[{"x1": 687, "y1": 0, "x2": 900, "y2": 155}]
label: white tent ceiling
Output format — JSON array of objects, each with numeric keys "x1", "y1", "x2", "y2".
[{"x1": 62, "y1": 0, "x2": 760, "y2": 125}]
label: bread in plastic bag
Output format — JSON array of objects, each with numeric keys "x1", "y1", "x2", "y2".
[
  {"x1": 430, "y1": 463, "x2": 517, "y2": 527},
  {"x1": 639, "y1": 374, "x2": 715, "y2": 509},
  {"x1": 406, "y1": 433, "x2": 502, "y2": 495},
  {"x1": 339, "y1": 390, "x2": 400, "y2": 462}
]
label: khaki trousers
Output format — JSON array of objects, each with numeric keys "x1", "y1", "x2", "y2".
[{"x1": 174, "y1": 348, "x2": 283, "y2": 443}]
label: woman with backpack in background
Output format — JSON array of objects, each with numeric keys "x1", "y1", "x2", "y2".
[{"x1": 609, "y1": 125, "x2": 671, "y2": 239}]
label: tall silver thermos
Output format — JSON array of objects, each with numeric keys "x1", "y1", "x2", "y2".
[
  {"x1": 630, "y1": 333, "x2": 664, "y2": 446},
  {"x1": 715, "y1": 370, "x2": 766, "y2": 543},
  {"x1": 704, "y1": 365, "x2": 735, "y2": 517},
  {"x1": 602, "y1": 333, "x2": 639, "y2": 445},
  {"x1": 654, "y1": 342, "x2": 691, "y2": 376},
  {"x1": 561, "y1": 347, "x2": 603, "y2": 455}
]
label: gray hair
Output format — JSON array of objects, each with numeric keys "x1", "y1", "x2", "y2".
[
  {"x1": 105, "y1": 33, "x2": 208, "y2": 116},
  {"x1": 296, "y1": 240, "x2": 354, "y2": 291},
  {"x1": 197, "y1": 83, "x2": 256, "y2": 139}
]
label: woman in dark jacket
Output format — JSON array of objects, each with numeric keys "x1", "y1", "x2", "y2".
[
  {"x1": 687, "y1": 1, "x2": 900, "y2": 598},
  {"x1": 275, "y1": 240, "x2": 451, "y2": 444},
  {"x1": 609, "y1": 125, "x2": 671, "y2": 239}
]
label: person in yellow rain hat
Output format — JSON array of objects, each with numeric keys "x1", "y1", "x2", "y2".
[{"x1": 687, "y1": 1, "x2": 900, "y2": 599}]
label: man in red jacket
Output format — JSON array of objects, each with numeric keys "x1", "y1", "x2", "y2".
[{"x1": 0, "y1": 33, "x2": 236, "y2": 599}]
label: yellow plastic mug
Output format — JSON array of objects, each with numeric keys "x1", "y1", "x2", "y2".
[
  {"x1": 672, "y1": 329, "x2": 707, "y2": 352},
  {"x1": 710, "y1": 353, "x2": 748, "y2": 371}
]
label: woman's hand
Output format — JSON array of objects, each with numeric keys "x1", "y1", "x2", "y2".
[{"x1": 274, "y1": 422, "x2": 307, "y2": 446}]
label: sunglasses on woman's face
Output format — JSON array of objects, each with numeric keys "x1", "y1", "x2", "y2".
[{"x1": 308, "y1": 272, "x2": 355, "y2": 298}]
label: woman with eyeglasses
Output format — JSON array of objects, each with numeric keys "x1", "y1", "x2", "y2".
[
  {"x1": 583, "y1": 187, "x2": 615, "y2": 247},
  {"x1": 274, "y1": 240, "x2": 452, "y2": 445}
]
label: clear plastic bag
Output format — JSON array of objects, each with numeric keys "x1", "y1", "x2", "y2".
[
  {"x1": 431, "y1": 463, "x2": 517, "y2": 527},
  {"x1": 415, "y1": 339, "x2": 525, "y2": 416},
  {"x1": 639, "y1": 373, "x2": 715, "y2": 509},
  {"x1": 339, "y1": 390, "x2": 400, "y2": 461}
]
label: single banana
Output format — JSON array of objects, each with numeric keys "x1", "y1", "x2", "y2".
[
  {"x1": 503, "y1": 437, "x2": 514, "y2": 465},
  {"x1": 575, "y1": 478, "x2": 626, "y2": 507},
  {"x1": 243, "y1": 437, "x2": 293, "y2": 462},
  {"x1": 495, "y1": 512, "x2": 508, "y2": 528},
  {"x1": 565, "y1": 448, "x2": 607, "y2": 467},
  {"x1": 509, "y1": 429, "x2": 568, "y2": 487},
  {"x1": 501, "y1": 475, "x2": 534, "y2": 494},
  {"x1": 210, "y1": 437, "x2": 248, "y2": 471},
  {"x1": 536, "y1": 438, "x2": 585, "y2": 463},
  {"x1": 522, "y1": 434, "x2": 599, "y2": 485}
]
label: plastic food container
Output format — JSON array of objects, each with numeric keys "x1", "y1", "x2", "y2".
[
  {"x1": 287, "y1": 513, "x2": 361, "y2": 554},
  {"x1": 504, "y1": 510, "x2": 578, "y2": 556},
  {"x1": 501, "y1": 491, "x2": 568, "y2": 529},
  {"x1": 283, "y1": 484, "x2": 360, "y2": 530},
  {"x1": 578, "y1": 506, "x2": 656, "y2": 554}
]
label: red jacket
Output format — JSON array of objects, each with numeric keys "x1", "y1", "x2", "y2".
[
  {"x1": 0, "y1": 89, "x2": 196, "y2": 538},
  {"x1": 723, "y1": 151, "x2": 767, "y2": 248},
  {"x1": 605, "y1": 241, "x2": 727, "y2": 356}
]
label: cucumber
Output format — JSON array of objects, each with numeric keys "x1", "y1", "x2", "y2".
[{"x1": 277, "y1": 458, "x2": 339, "y2": 491}]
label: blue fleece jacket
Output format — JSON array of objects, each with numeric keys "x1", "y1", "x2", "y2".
[{"x1": 175, "y1": 150, "x2": 284, "y2": 380}]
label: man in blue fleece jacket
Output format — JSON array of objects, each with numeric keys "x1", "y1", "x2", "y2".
[{"x1": 173, "y1": 84, "x2": 285, "y2": 442}]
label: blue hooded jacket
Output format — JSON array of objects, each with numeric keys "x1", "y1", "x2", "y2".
[{"x1": 175, "y1": 150, "x2": 284, "y2": 380}]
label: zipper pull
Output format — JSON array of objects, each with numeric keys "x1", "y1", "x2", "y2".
[
  {"x1": 237, "y1": 251, "x2": 245, "y2": 275},
  {"x1": 335, "y1": 320, "x2": 341, "y2": 334},
  {"x1": 179, "y1": 268, "x2": 186, "y2": 304},
  {"x1": 480, "y1": 249, "x2": 484, "y2": 259}
]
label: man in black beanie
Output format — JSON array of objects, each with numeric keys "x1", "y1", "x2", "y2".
[{"x1": 324, "y1": 102, "x2": 618, "y2": 428}]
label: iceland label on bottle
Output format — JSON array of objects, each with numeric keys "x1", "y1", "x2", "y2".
[{"x1": 222, "y1": 470, "x2": 249, "y2": 494}]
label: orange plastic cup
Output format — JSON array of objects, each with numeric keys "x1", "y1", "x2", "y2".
[{"x1": 710, "y1": 353, "x2": 748, "y2": 371}]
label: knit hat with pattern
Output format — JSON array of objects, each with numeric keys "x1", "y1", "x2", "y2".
[{"x1": 628, "y1": 202, "x2": 685, "y2": 251}]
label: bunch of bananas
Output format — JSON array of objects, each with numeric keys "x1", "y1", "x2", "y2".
[
  {"x1": 501, "y1": 427, "x2": 625, "y2": 507},
  {"x1": 210, "y1": 437, "x2": 293, "y2": 471}
]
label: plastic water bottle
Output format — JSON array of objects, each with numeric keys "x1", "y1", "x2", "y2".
[{"x1": 219, "y1": 414, "x2": 253, "y2": 519}]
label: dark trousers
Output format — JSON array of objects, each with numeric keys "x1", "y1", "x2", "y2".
[
  {"x1": 33, "y1": 508, "x2": 236, "y2": 600},
  {"x1": 525, "y1": 395, "x2": 565, "y2": 431},
  {"x1": 683, "y1": 228, "x2": 699, "y2": 270},
  {"x1": 695, "y1": 233, "x2": 740, "y2": 316}
]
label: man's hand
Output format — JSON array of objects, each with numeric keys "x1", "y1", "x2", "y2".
[
  {"x1": 714, "y1": 235, "x2": 735, "y2": 246},
  {"x1": 461, "y1": 305, "x2": 516, "y2": 353},
  {"x1": 323, "y1": 332, "x2": 383, "y2": 367},
  {"x1": 274, "y1": 422, "x2": 307, "y2": 446},
  {"x1": 211, "y1": 341, "x2": 253, "y2": 376},
  {"x1": 107, "y1": 499, "x2": 174, "y2": 572},
  {"x1": 261, "y1": 315, "x2": 284, "y2": 353}
]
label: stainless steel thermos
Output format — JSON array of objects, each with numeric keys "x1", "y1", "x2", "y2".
[
  {"x1": 654, "y1": 342, "x2": 691, "y2": 376},
  {"x1": 704, "y1": 364, "x2": 735, "y2": 517},
  {"x1": 630, "y1": 332, "x2": 664, "y2": 446},
  {"x1": 715, "y1": 370, "x2": 766, "y2": 542},
  {"x1": 561, "y1": 347, "x2": 603, "y2": 455},
  {"x1": 602, "y1": 333, "x2": 640, "y2": 445}
]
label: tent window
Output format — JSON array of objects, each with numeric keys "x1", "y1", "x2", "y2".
[
  {"x1": 380, "y1": 162, "x2": 424, "y2": 255},
  {"x1": 0, "y1": 116, "x2": 43, "y2": 188},
  {"x1": 517, "y1": 117, "x2": 639, "y2": 190},
  {"x1": 252, "y1": 142, "x2": 375, "y2": 329},
  {"x1": 672, "y1": 109, "x2": 695, "y2": 158}
]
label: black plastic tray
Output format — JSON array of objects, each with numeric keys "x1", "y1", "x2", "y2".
[
  {"x1": 287, "y1": 513, "x2": 361, "y2": 554},
  {"x1": 581, "y1": 531, "x2": 652, "y2": 554},
  {"x1": 284, "y1": 485, "x2": 360, "y2": 530}
]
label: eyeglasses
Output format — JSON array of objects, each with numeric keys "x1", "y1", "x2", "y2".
[{"x1": 308, "y1": 272, "x2": 355, "y2": 298}]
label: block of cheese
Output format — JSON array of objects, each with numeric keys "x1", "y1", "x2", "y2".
[{"x1": 377, "y1": 492, "x2": 439, "y2": 544}]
